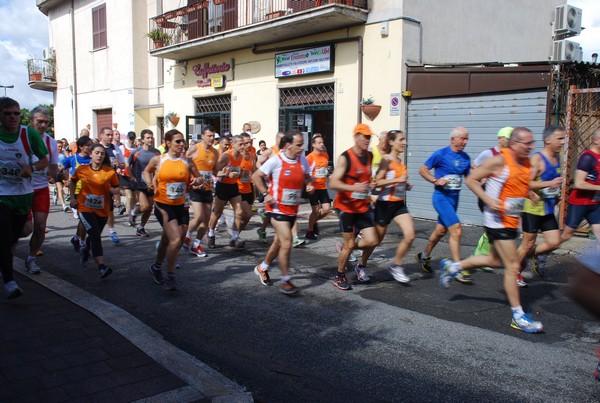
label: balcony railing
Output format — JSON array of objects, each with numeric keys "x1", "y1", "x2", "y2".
[
  {"x1": 27, "y1": 58, "x2": 57, "y2": 92},
  {"x1": 148, "y1": 0, "x2": 367, "y2": 51}
]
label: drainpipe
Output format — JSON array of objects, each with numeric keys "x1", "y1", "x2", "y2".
[{"x1": 71, "y1": 0, "x2": 79, "y2": 136}]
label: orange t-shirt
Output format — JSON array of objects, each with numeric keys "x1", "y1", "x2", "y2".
[
  {"x1": 219, "y1": 150, "x2": 243, "y2": 185},
  {"x1": 377, "y1": 157, "x2": 407, "y2": 202},
  {"x1": 72, "y1": 165, "x2": 119, "y2": 217},
  {"x1": 306, "y1": 151, "x2": 329, "y2": 190}
]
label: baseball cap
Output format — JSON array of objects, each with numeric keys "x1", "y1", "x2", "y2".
[
  {"x1": 214, "y1": 132, "x2": 220, "y2": 139},
  {"x1": 497, "y1": 126, "x2": 514, "y2": 139},
  {"x1": 353, "y1": 123, "x2": 373, "y2": 136}
]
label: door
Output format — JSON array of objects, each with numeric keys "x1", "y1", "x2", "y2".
[
  {"x1": 95, "y1": 108, "x2": 112, "y2": 138},
  {"x1": 284, "y1": 109, "x2": 333, "y2": 163}
]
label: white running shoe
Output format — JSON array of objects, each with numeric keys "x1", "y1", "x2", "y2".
[
  {"x1": 389, "y1": 266, "x2": 409, "y2": 283},
  {"x1": 354, "y1": 263, "x2": 370, "y2": 282},
  {"x1": 25, "y1": 258, "x2": 41, "y2": 274}
]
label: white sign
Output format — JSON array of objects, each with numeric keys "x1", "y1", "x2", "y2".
[
  {"x1": 275, "y1": 46, "x2": 334, "y2": 78},
  {"x1": 390, "y1": 93, "x2": 400, "y2": 116}
]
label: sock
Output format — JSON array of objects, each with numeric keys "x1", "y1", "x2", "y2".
[
  {"x1": 449, "y1": 262, "x2": 462, "y2": 274},
  {"x1": 260, "y1": 261, "x2": 269, "y2": 270},
  {"x1": 208, "y1": 228, "x2": 215, "y2": 237},
  {"x1": 186, "y1": 231, "x2": 192, "y2": 238},
  {"x1": 109, "y1": 228, "x2": 116, "y2": 234},
  {"x1": 231, "y1": 230, "x2": 239, "y2": 240},
  {"x1": 511, "y1": 305, "x2": 525, "y2": 317},
  {"x1": 192, "y1": 239, "x2": 200, "y2": 248},
  {"x1": 281, "y1": 275, "x2": 291, "y2": 282},
  {"x1": 421, "y1": 252, "x2": 429, "y2": 259}
]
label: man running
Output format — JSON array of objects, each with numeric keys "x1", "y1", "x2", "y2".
[
  {"x1": 305, "y1": 133, "x2": 331, "y2": 240},
  {"x1": 119, "y1": 131, "x2": 138, "y2": 225},
  {"x1": 98, "y1": 127, "x2": 125, "y2": 243},
  {"x1": 256, "y1": 131, "x2": 285, "y2": 243},
  {"x1": 237, "y1": 132, "x2": 257, "y2": 237}
]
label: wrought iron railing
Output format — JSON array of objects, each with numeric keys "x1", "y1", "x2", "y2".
[{"x1": 27, "y1": 58, "x2": 56, "y2": 82}]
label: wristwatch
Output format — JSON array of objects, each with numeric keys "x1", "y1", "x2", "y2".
[{"x1": 262, "y1": 191, "x2": 268, "y2": 197}]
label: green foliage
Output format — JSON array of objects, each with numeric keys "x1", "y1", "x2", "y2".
[{"x1": 19, "y1": 103, "x2": 55, "y2": 137}]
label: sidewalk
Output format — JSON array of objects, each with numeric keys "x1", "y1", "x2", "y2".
[{"x1": 0, "y1": 259, "x2": 253, "y2": 403}]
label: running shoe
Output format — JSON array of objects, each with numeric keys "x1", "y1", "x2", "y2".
[
  {"x1": 99, "y1": 265, "x2": 113, "y2": 279},
  {"x1": 4, "y1": 280, "x2": 23, "y2": 299},
  {"x1": 257, "y1": 208, "x2": 267, "y2": 219},
  {"x1": 335, "y1": 241, "x2": 358, "y2": 263},
  {"x1": 280, "y1": 280, "x2": 299, "y2": 295},
  {"x1": 190, "y1": 243, "x2": 207, "y2": 257},
  {"x1": 118, "y1": 205, "x2": 127, "y2": 215},
  {"x1": 73, "y1": 210, "x2": 79, "y2": 220},
  {"x1": 516, "y1": 273, "x2": 528, "y2": 288},
  {"x1": 389, "y1": 266, "x2": 410, "y2": 283},
  {"x1": 532, "y1": 254, "x2": 548, "y2": 277},
  {"x1": 62, "y1": 204, "x2": 70, "y2": 212},
  {"x1": 313, "y1": 222, "x2": 320, "y2": 235},
  {"x1": 439, "y1": 259, "x2": 458, "y2": 288},
  {"x1": 136, "y1": 227, "x2": 149, "y2": 237},
  {"x1": 416, "y1": 252, "x2": 432, "y2": 273},
  {"x1": 25, "y1": 258, "x2": 41, "y2": 274},
  {"x1": 207, "y1": 235, "x2": 216, "y2": 249},
  {"x1": 305, "y1": 231, "x2": 317, "y2": 240},
  {"x1": 455, "y1": 270, "x2": 473, "y2": 284},
  {"x1": 594, "y1": 362, "x2": 600, "y2": 382},
  {"x1": 254, "y1": 265, "x2": 273, "y2": 286},
  {"x1": 292, "y1": 237, "x2": 305, "y2": 248},
  {"x1": 128, "y1": 217, "x2": 137, "y2": 227},
  {"x1": 80, "y1": 249, "x2": 90, "y2": 267},
  {"x1": 480, "y1": 266, "x2": 494, "y2": 272},
  {"x1": 257, "y1": 228, "x2": 267, "y2": 244},
  {"x1": 163, "y1": 273, "x2": 177, "y2": 290},
  {"x1": 149, "y1": 264, "x2": 163, "y2": 284},
  {"x1": 510, "y1": 313, "x2": 543, "y2": 333},
  {"x1": 333, "y1": 273, "x2": 352, "y2": 290},
  {"x1": 110, "y1": 232, "x2": 120, "y2": 244},
  {"x1": 229, "y1": 237, "x2": 245, "y2": 249},
  {"x1": 354, "y1": 263, "x2": 370, "y2": 282},
  {"x1": 71, "y1": 236, "x2": 80, "y2": 253},
  {"x1": 183, "y1": 236, "x2": 191, "y2": 250}
]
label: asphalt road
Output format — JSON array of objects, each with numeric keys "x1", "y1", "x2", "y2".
[{"x1": 17, "y1": 203, "x2": 600, "y2": 402}]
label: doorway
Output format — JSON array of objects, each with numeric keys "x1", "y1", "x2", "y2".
[{"x1": 284, "y1": 109, "x2": 334, "y2": 164}]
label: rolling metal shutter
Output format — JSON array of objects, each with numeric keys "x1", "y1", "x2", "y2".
[{"x1": 406, "y1": 91, "x2": 547, "y2": 226}]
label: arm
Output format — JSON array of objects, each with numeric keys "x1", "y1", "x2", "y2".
[
  {"x1": 528, "y1": 153, "x2": 563, "y2": 191},
  {"x1": 143, "y1": 156, "x2": 160, "y2": 190},
  {"x1": 418, "y1": 164, "x2": 447, "y2": 187},
  {"x1": 256, "y1": 149, "x2": 272, "y2": 168},
  {"x1": 466, "y1": 155, "x2": 505, "y2": 211},
  {"x1": 573, "y1": 170, "x2": 600, "y2": 191},
  {"x1": 329, "y1": 154, "x2": 369, "y2": 193},
  {"x1": 252, "y1": 167, "x2": 273, "y2": 205},
  {"x1": 186, "y1": 143, "x2": 198, "y2": 158},
  {"x1": 215, "y1": 153, "x2": 233, "y2": 178}
]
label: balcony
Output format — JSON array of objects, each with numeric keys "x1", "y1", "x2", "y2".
[
  {"x1": 149, "y1": 0, "x2": 368, "y2": 61},
  {"x1": 27, "y1": 58, "x2": 57, "y2": 92}
]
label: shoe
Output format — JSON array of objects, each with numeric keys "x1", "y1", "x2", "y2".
[
  {"x1": 254, "y1": 265, "x2": 273, "y2": 286},
  {"x1": 305, "y1": 231, "x2": 317, "y2": 240},
  {"x1": 455, "y1": 270, "x2": 473, "y2": 284},
  {"x1": 110, "y1": 232, "x2": 120, "y2": 244},
  {"x1": 207, "y1": 235, "x2": 216, "y2": 249},
  {"x1": 25, "y1": 258, "x2": 41, "y2": 274},
  {"x1": 118, "y1": 205, "x2": 126, "y2": 215},
  {"x1": 191, "y1": 243, "x2": 207, "y2": 257},
  {"x1": 73, "y1": 210, "x2": 79, "y2": 220},
  {"x1": 516, "y1": 273, "x2": 528, "y2": 288},
  {"x1": 313, "y1": 223, "x2": 319, "y2": 235},
  {"x1": 440, "y1": 259, "x2": 458, "y2": 288},
  {"x1": 229, "y1": 237, "x2": 245, "y2": 249},
  {"x1": 136, "y1": 227, "x2": 149, "y2": 237},
  {"x1": 257, "y1": 228, "x2": 267, "y2": 244},
  {"x1": 128, "y1": 217, "x2": 136, "y2": 227},
  {"x1": 258, "y1": 208, "x2": 267, "y2": 219},
  {"x1": 348, "y1": 252, "x2": 358, "y2": 263},
  {"x1": 163, "y1": 273, "x2": 177, "y2": 290},
  {"x1": 149, "y1": 264, "x2": 163, "y2": 284},
  {"x1": 532, "y1": 254, "x2": 548, "y2": 278},
  {"x1": 292, "y1": 237, "x2": 305, "y2": 248},
  {"x1": 389, "y1": 266, "x2": 410, "y2": 283},
  {"x1": 511, "y1": 313, "x2": 543, "y2": 333},
  {"x1": 480, "y1": 266, "x2": 494, "y2": 272},
  {"x1": 71, "y1": 236, "x2": 80, "y2": 253},
  {"x1": 354, "y1": 263, "x2": 370, "y2": 282},
  {"x1": 333, "y1": 273, "x2": 352, "y2": 290},
  {"x1": 280, "y1": 280, "x2": 299, "y2": 295},
  {"x1": 80, "y1": 249, "x2": 90, "y2": 267},
  {"x1": 183, "y1": 236, "x2": 191, "y2": 250},
  {"x1": 35, "y1": 250, "x2": 44, "y2": 256},
  {"x1": 416, "y1": 252, "x2": 432, "y2": 273},
  {"x1": 4, "y1": 281, "x2": 23, "y2": 299},
  {"x1": 99, "y1": 265, "x2": 113, "y2": 279},
  {"x1": 62, "y1": 204, "x2": 70, "y2": 212}
]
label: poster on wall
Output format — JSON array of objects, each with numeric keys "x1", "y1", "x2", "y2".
[{"x1": 275, "y1": 45, "x2": 334, "y2": 78}]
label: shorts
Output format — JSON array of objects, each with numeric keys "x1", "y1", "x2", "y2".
[
  {"x1": 521, "y1": 212, "x2": 559, "y2": 233},
  {"x1": 215, "y1": 182, "x2": 240, "y2": 201},
  {"x1": 338, "y1": 210, "x2": 374, "y2": 233},
  {"x1": 267, "y1": 212, "x2": 296, "y2": 226},
  {"x1": 189, "y1": 189, "x2": 213, "y2": 204},
  {"x1": 118, "y1": 174, "x2": 132, "y2": 189},
  {"x1": 154, "y1": 202, "x2": 188, "y2": 226},
  {"x1": 433, "y1": 191, "x2": 460, "y2": 227},
  {"x1": 485, "y1": 227, "x2": 518, "y2": 243},
  {"x1": 240, "y1": 192, "x2": 254, "y2": 205},
  {"x1": 309, "y1": 189, "x2": 332, "y2": 206},
  {"x1": 31, "y1": 187, "x2": 50, "y2": 214},
  {"x1": 565, "y1": 204, "x2": 600, "y2": 228},
  {"x1": 374, "y1": 200, "x2": 409, "y2": 226}
]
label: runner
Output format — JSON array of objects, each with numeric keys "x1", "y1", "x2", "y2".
[
  {"x1": 251, "y1": 130, "x2": 313, "y2": 294},
  {"x1": 416, "y1": 127, "x2": 472, "y2": 284},
  {"x1": 0, "y1": 97, "x2": 48, "y2": 298},
  {"x1": 329, "y1": 123, "x2": 379, "y2": 290},
  {"x1": 305, "y1": 133, "x2": 331, "y2": 240},
  {"x1": 237, "y1": 132, "x2": 257, "y2": 236},
  {"x1": 439, "y1": 127, "x2": 544, "y2": 333},
  {"x1": 55, "y1": 139, "x2": 71, "y2": 212},
  {"x1": 256, "y1": 131, "x2": 285, "y2": 243},
  {"x1": 68, "y1": 143, "x2": 119, "y2": 279},
  {"x1": 516, "y1": 125, "x2": 565, "y2": 285},
  {"x1": 119, "y1": 131, "x2": 138, "y2": 224},
  {"x1": 98, "y1": 127, "x2": 125, "y2": 243}
]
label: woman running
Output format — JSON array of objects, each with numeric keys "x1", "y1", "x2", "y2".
[
  {"x1": 69, "y1": 143, "x2": 120, "y2": 279},
  {"x1": 373, "y1": 130, "x2": 415, "y2": 283},
  {"x1": 145, "y1": 129, "x2": 202, "y2": 290}
]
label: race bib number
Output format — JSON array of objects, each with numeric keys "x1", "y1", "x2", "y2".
[
  {"x1": 240, "y1": 169, "x2": 251, "y2": 183},
  {"x1": 504, "y1": 197, "x2": 525, "y2": 217},
  {"x1": 541, "y1": 187, "x2": 560, "y2": 199},
  {"x1": 315, "y1": 167, "x2": 328, "y2": 179},
  {"x1": 443, "y1": 174, "x2": 462, "y2": 190},
  {"x1": 199, "y1": 171, "x2": 212, "y2": 183},
  {"x1": 166, "y1": 182, "x2": 186, "y2": 200},
  {"x1": 0, "y1": 162, "x2": 23, "y2": 184},
  {"x1": 228, "y1": 166, "x2": 240, "y2": 174},
  {"x1": 394, "y1": 183, "x2": 406, "y2": 199},
  {"x1": 350, "y1": 189, "x2": 371, "y2": 200},
  {"x1": 281, "y1": 189, "x2": 301, "y2": 205},
  {"x1": 84, "y1": 194, "x2": 104, "y2": 209}
]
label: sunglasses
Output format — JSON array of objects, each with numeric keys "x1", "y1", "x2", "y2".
[
  {"x1": 173, "y1": 139, "x2": 185, "y2": 144},
  {"x1": 3, "y1": 112, "x2": 20, "y2": 116}
]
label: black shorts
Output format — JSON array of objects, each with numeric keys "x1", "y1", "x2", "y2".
[
  {"x1": 109, "y1": 198, "x2": 114, "y2": 212},
  {"x1": 241, "y1": 192, "x2": 254, "y2": 205},
  {"x1": 135, "y1": 187, "x2": 155, "y2": 198},
  {"x1": 338, "y1": 210, "x2": 374, "y2": 233},
  {"x1": 267, "y1": 212, "x2": 296, "y2": 226},
  {"x1": 215, "y1": 182, "x2": 240, "y2": 201},
  {"x1": 374, "y1": 200, "x2": 409, "y2": 226},
  {"x1": 154, "y1": 202, "x2": 188, "y2": 226},
  {"x1": 309, "y1": 189, "x2": 332, "y2": 206},
  {"x1": 189, "y1": 188, "x2": 213, "y2": 204},
  {"x1": 565, "y1": 204, "x2": 600, "y2": 228},
  {"x1": 485, "y1": 227, "x2": 518, "y2": 243},
  {"x1": 521, "y1": 212, "x2": 559, "y2": 233},
  {"x1": 118, "y1": 174, "x2": 132, "y2": 189}
]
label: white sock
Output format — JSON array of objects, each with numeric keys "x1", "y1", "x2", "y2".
[
  {"x1": 109, "y1": 228, "x2": 116, "y2": 234},
  {"x1": 186, "y1": 231, "x2": 192, "y2": 238},
  {"x1": 192, "y1": 239, "x2": 200, "y2": 248},
  {"x1": 260, "y1": 261, "x2": 269, "y2": 270},
  {"x1": 511, "y1": 305, "x2": 525, "y2": 317},
  {"x1": 449, "y1": 262, "x2": 462, "y2": 274},
  {"x1": 281, "y1": 275, "x2": 291, "y2": 282},
  {"x1": 208, "y1": 228, "x2": 215, "y2": 237}
]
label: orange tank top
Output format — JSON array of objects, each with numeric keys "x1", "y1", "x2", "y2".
[
  {"x1": 193, "y1": 145, "x2": 217, "y2": 191},
  {"x1": 307, "y1": 151, "x2": 329, "y2": 190},
  {"x1": 334, "y1": 149, "x2": 372, "y2": 214},
  {"x1": 377, "y1": 157, "x2": 407, "y2": 202},
  {"x1": 238, "y1": 152, "x2": 254, "y2": 194},
  {"x1": 219, "y1": 150, "x2": 242, "y2": 185},
  {"x1": 154, "y1": 154, "x2": 189, "y2": 205}
]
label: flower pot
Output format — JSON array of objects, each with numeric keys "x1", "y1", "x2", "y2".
[
  {"x1": 153, "y1": 40, "x2": 165, "y2": 49},
  {"x1": 168, "y1": 116, "x2": 180, "y2": 127},
  {"x1": 361, "y1": 104, "x2": 381, "y2": 120},
  {"x1": 29, "y1": 73, "x2": 42, "y2": 81}
]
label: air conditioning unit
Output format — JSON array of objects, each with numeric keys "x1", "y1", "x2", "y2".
[
  {"x1": 42, "y1": 47, "x2": 55, "y2": 60},
  {"x1": 554, "y1": 4, "x2": 582, "y2": 36},
  {"x1": 553, "y1": 39, "x2": 582, "y2": 62}
]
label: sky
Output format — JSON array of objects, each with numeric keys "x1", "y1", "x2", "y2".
[{"x1": 0, "y1": 0, "x2": 599, "y2": 110}]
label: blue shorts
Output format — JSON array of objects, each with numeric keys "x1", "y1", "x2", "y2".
[
  {"x1": 433, "y1": 191, "x2": 460, "y2": 227},
  {"x1": 565, "y1": 204, "x2": 600, "y2": 228}
]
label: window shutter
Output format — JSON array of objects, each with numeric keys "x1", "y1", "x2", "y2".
[{"x1": 92, "y1": 4, "x2": 107, "y2": 50}]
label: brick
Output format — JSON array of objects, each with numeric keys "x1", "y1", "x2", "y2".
[
  {"x1": 132, "y1": 374, "x2": 187, "y2": 397},
  {"x1": 61, "y1": 375, "x2": 115, "y2": 398},
  {"x1": 109, "y1": 383, "x2": 149, "y2": 402},
  {"x1": 84, "y1": 348, "x2": 111, "y2": 362},
  {"x1": 61, "y1": 365, "x2": 91, "y2": 382},
  {"x1": 109, "y1": 363, "x2": 164, "y2": 386},
  {"x1": 105, "y1": 352, "x2": 153, "y2": 371}
]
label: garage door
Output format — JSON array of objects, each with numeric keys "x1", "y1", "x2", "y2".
[{"x1": 406, "y1": 91, "x2": 548, "y2": 226}]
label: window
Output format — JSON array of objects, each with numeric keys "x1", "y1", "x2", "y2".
[{"x1": 92, "y1": 4, "x2": 107, "y2": 50}]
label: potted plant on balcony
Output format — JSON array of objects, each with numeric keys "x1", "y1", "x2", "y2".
[
  {"x1": 27, "y1": 59, "x2": 43, "y2": 81},
  {"x1": 165, "y1": 112, "x2": 180, "y2": 127},
  {"x1": 146, "y1": 28, "x2": 171, "y2": 48},
  {"x1": 360, "y1": 96, "x2": 381, "y2": 120}
]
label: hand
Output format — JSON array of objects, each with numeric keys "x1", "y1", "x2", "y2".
[
  {"x1": 19, "y1": 163, "x2": 33, "y2": 178},
  {"x1": 489, "y1": 198, "x2": 502, "y2": 212},
  {"x1": 434, "y1": 177, "x2": 448, "y2": 187},
  {"x1": 353, "y1": 182, "x2": 369, "y2": 193},
  {"x1": 406, "y1": 183, "x2": 413, "y2": 191},
  {"x1": 69, "y1": 199, "x2": 78, "y2": 209},
  {"x1": 306, "y1": 184, "x2": 314, "y2": 194},
  {"x1": 549, "y1": 177, "x2": 563, "y2": 188},
  {"x1": 264, "y1": 194, "x2": 274, "y2": 205}
]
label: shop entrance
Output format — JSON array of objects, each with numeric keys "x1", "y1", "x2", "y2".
[
  {"x1": 187, "y1": 95, "x2": 231, "y2": 142},
  {"x1": 283, "y1": 109, "x2": 334, "y2": 164}
]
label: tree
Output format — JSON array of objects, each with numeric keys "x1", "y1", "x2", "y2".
[{"x1": 19, "y1": 104, "x2": 54, "y2": 137}]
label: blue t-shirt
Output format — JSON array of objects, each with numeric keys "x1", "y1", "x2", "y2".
[
  {"x1": 424, "y1": 146, "x2": 471, "y2": 193},
  {"x1": 63, "y1": 153, "x2": 91, "y2": 175}
]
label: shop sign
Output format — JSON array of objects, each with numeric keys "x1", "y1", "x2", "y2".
[
  {"x1": 211, "y1": 75, "x2": 225, "y2": 88},
  {"x1": 275, "y1": 45, "x2": 334, "y2": 78},
  {"x1": 193, "y1": 61, "x2": 231, "y2": 88}
]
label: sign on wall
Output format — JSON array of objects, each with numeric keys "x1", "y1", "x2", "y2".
[{"x1": 275, "y1": 45, "x2": 334, "y2": 78}]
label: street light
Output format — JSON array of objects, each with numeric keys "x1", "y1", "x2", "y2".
[{"x1": 0, "y1": 85, "x2": 14, "y2": 97}]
